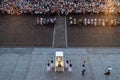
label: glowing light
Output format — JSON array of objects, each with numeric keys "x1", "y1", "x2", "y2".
[{"x1": 105, "y1": 0, "x2": 116, "y2": 14}]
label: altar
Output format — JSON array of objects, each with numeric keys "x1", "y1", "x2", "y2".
[{"x1": 55, "y1": 51, "x2": 64, "y2": 72}]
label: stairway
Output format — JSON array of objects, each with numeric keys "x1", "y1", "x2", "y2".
[{"x1": 52, "y1": 16, "x2": 67, "y2": 48}]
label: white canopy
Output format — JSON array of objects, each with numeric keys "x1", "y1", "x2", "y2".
[{"x1": 56, "y1": 51, "x2": 63, "y2": 56}]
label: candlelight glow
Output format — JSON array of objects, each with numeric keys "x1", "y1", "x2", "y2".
[{"x1": 105, "y1": 0, "x2": 116, "y2": 14}]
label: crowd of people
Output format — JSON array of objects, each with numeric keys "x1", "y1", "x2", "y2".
[
  {"x1": 0, "y1": 0, "x2": 120, "y2": 15},
  {"x1": 36, "y1": 17, "x2": 56, "y2": 26},
  {"x1": 69, "y1": 17, "x2": 120, "y2": 26}
]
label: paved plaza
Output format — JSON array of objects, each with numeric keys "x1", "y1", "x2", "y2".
[
  {"x1": 0, "y1": 15, "x2": 54, "y2": 47},
  {"x1": 0, "y1": 14, "x2": 120, "y2": 80},
  {"x1": 1, "y1": 15, "x2": 120, "y2": 47},
  {"x1": 67, "y1": 15, "x2": 120, "y2": 47},
  {"x1": 0, "y1": 48, "x2": 120, "y2": 80},
  {"x1": 1, "y1": 1, "x2": 120, "y2": 80}
]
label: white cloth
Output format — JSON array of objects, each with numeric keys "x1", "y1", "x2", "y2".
[
  {"x1": 65, "y1": 63, "x2": 69, "y2": 69},
  {"x1": 102, "y1": 22, "x2": 105, "y2": 26},
  {"x1": 108, "y1": 67, "x2": 112, "y2": 71},
  {"x1": 68, "y1": 67, "x2": 72, "y2": 72},
  {"x1": 47, "y1": 66, "x2": 51, "y2": 72},
  {"x1": 50, "y1": 63, "x2": 54, "y2": 68}
]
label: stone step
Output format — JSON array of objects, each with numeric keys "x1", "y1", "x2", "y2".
[{"x1": 53, "y1": 16, "x2": 67, "y2": 48}]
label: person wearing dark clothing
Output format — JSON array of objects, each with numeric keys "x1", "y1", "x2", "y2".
[
  {"x1": 104, "y1": 66, "x2": 112, "y2": 75},
  {"x1": 82, "y1": 64, "x2": 86, "y2": 75}
]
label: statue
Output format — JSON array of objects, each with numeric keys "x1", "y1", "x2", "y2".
[{"x1": 57, "y1": 57, "x2": 62, "y2": 67}]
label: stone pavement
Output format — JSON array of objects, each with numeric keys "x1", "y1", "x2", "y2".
[
  {"x1": 53, "y1": 16, "x2": 67, "y2": 48},
  {"x1": 1, "y1": 15, "x2": 120, "y2": 47},
  {"x1": 0, "y1": 48, "x2": 120, "y2": 80}
]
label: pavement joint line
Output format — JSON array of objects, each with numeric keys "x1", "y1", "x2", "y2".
[
  {"x1": 98, "y1": 54, "x2": 108, "y2": 80},
  {"x1": 38, "y1": 59, "x2": 43, "y2": 80},
  {"x1": 99, "y1": 54, "x2": 106, "y2": 71},
  {"x1": 52, "y1": 25, "x2": 56, "y2": 48},
  {"x1": 87, "y1": 55, "x2": 96, "y2": 80},
  {"x1": 87, "y1": 55, "x2": 95, "y2": 79},
  {"x1": 86, "y1": 49, "x2": 96, "y2": 80},
  {"x1": 9, "y1": 55, "x2": 21, "y2": 80},
  {"x1": 24, "y1": 53, "x2": 33, "y2": 80},
  {"x1": 99, "y1": 54, "x2": 109, "y2": 80},
  {"x1": 65, "y1": 16, "x2": 68, "y2": 48}
]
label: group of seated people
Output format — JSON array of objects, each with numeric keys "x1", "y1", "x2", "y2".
[
  {"x1": 0, "y1": 0, "x2": 120, "y2": 15},
  {"x1": 36, "y1": 17, "x2": 56, "y2": 26},
  {"x1": 47, "y1": 59, "x2": 72, "y2": 72},
  {"x1": 69, "y1": 17, "x2": 120, "y2": 26}
]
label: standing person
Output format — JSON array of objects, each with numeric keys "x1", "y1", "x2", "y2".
[
  {"x1": 47, "y1": 60, "x2": 51, "y2": 71},
  {"x1": 84, "y1": 18, "x2": 87, "y2": 26},
  {"x1": 50, "y1": 60, "x2": 54, "y2": 69},
  {"x1": 65, "y1": 60, "x2": 69, "y2": 70},
  {"x1": 40, "y1": 18, "x2": 43, "y2": 25},
  {"x1": 68, "y1": 63, "x2": 72, "y2": 72},
  {"x1": 36, "y1": 17, "x2": 39, "y2": 25},
  {"x1": 82, "y1": 64, "x2": 86, "y2": 75},
  {"x1": 104, "y1": 66, "x2": 112, "y2": 75}
]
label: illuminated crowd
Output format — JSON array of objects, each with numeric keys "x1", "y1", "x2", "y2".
[
  {"x1": 0, "y1": 0, "x2": 120, "y2": 15},
  {"x1": 68, "y1": 17, "x2": 120, "y2": 26}
]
